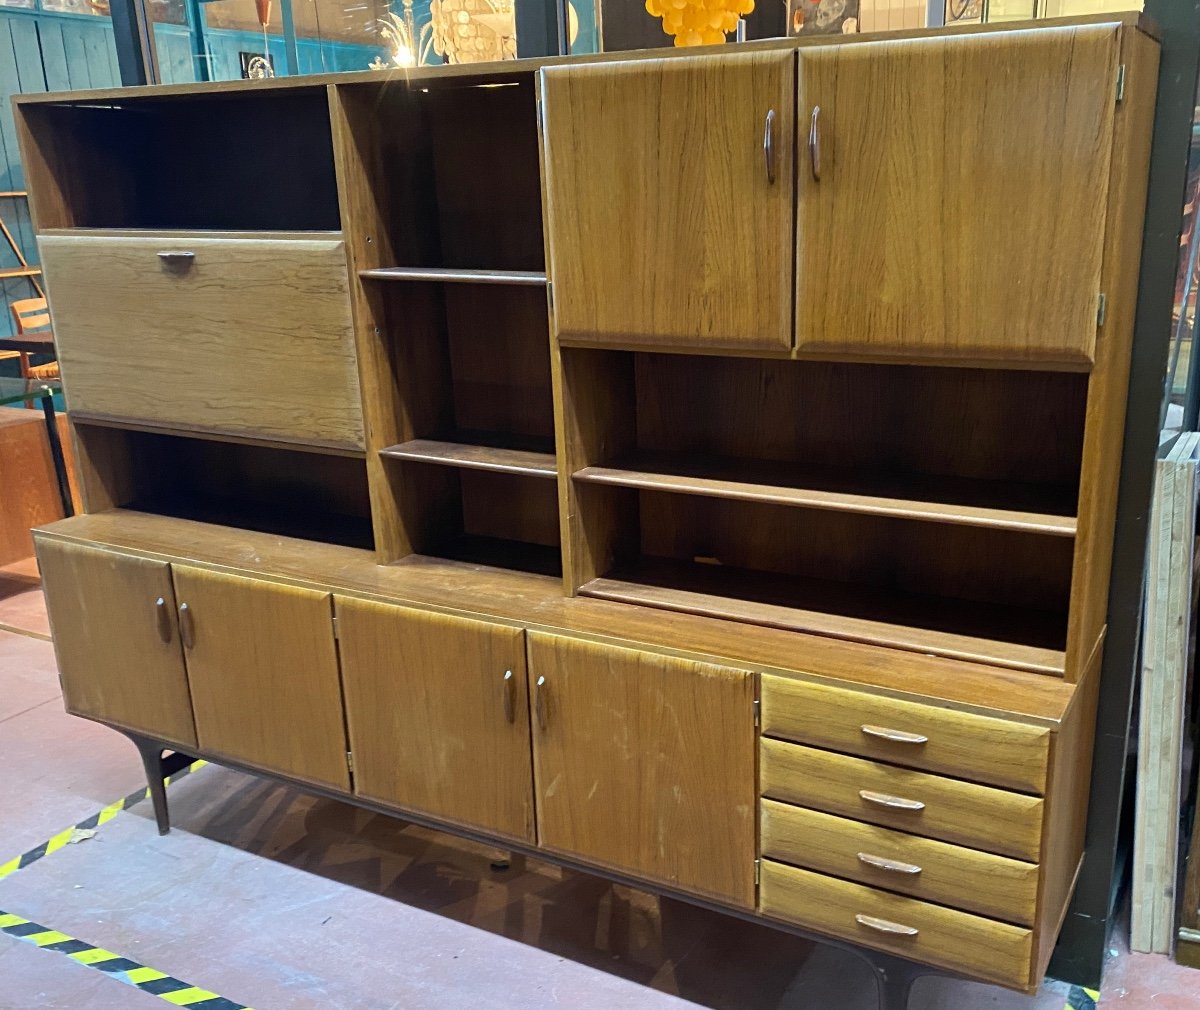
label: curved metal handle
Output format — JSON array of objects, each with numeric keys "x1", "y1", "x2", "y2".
[
  {"x1": 178, "y1": 602, "x2": 195, "y2": 650},
  {"x1": 157, "y1": 250, "x2": 196, "y2": 270},
  {"x1": 155, "y1": 596, "x2": 173, "y2": 644},
  {"x1": 857, "y1": 852, "x2": 923, "y2": 876},
  {"x1": 808, "y1": 105, "x2": 821, "y2": 182},
  {"x1": 763, "y1": 108, "x2": 777, "y2": 185},
  {"x1": 502, "y1": 669, "x2": 516, "y2": 724},
  {"x1": 859, "y1": 790, "x2": 925, "y2": 812},
  {"x1": 534, "y1": 675, "x2": 548, "y2": 731},
  {"x1": 855, "y1": 914, "x2": 919, "y2": 938},
  {"x1": 861, "y1": 724, "x2": 929, "y2": 746}
]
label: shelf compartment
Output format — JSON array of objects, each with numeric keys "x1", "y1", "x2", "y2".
[
  {"x1": 580, "y1": 558, "x2": 1065, "y2": 676},
  {"x1": 380, "y1": 437, "x2": 556, "y2": 478},
  {"x1": 574, "y1": 452, "x2": 1076, "y2": 536},
  {"x1": 414, "y1": 533, "x2": 562, "y2": 577},
  {"x1": 361, "y1": 267, "x2": 547, "y2": 285}
]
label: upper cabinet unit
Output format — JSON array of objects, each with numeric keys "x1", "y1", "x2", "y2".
[
  {"x1": 541, "y1": 52, "x2": 796, "y2": 354},
  {"x1": 795, "y1": 25, "x2": 1120, "y2": 367}
]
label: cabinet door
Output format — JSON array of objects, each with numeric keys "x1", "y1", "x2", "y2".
[
  {"x1": 172, "y1": 566, "x2": 348, "y2": 790},
  {"x1": 542, "y1": 52, "x2": 794, "y2": 353},
  {"x1": 796, "y1": 25, "x2": 1120, "y2": 366},
  {"x1": 337, "y1": 599, "x2": 534, "y2": 842},
  {"x1": 37, "y1": 538, "x2": 195, "y2": 746},
  {"x1": 528, "y1": 633, "x2": 755, "y2": 906}
]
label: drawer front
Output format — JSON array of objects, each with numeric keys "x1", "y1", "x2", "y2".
[
  {"x1": 761, "y1": 738, "x2": 1043, "y2": 861},
  {"x1": 39, "y1": 232, "x2": 363, "y2": 449},
  {"x1": 760, "y1": 799, "x2": 1038, "y2": 925},
  {"x1": 760, "y1": 861, "x2": 1034, "y2": 989},
  {"x1": 760, "y1": 674, "x2": 1050, "y2": 794}
]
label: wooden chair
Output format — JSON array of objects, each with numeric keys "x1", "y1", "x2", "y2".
[{"x1": 10, "y1": 297, "x2": 59, "y2": 381}]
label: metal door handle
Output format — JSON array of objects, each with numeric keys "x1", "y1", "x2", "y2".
[
  {"x1": 857, "y1": 852, "x2": 923, "y2": 875},
  {"x1": 763, "y1": 108, "x2": 776, "y2": 185},
  {"x1": 809, "y1": 106, "x2": 821, "y2": 181},
  {"x1": 534, "y1": 675, "x2": 548, "y2": 731},
  {"x1": 502, "y1": 670, "x2": 516, "y2": 724},
  {"x1": 157, "y1": 250, "x2": 195, "y2": 270},
  {"x1": 178, "y1": 602, "x2": 195, "y2": 650},
  {"x1": 855, "y1": 914, "x2": 919, "y2": 937},
  {"x1": 861, "y1": 725, "x2": 929, "y2": 746},
  {"x1": 860, "y1": 790, "x2": 925, "y2": 812},
  {"x1": 155, "y1": 596, "x2": 173, "y2": 644}
]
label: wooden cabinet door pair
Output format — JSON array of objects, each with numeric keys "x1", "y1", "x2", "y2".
[
  {"x1": 39, "y1": 539, "x2": 349, "y2": 789},
  {"x1": 542, "y1": 25, "x2": 1120, "y2": 366}
]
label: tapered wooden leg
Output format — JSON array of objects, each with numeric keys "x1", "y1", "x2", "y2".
[
  {"x1": 125, "y1": 733, "x2": 175, "y2": 835},
  {"x1": 867, "y1": 951, "x2": 926, "y2": 1010}
]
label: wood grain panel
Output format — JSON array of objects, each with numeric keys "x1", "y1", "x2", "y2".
[
  {"x1": 542, "y1": 52, "x2": 795, "y2": 352},
  {"x1": 36, "y1": 538, "x2": 195, "y2": 747},
  {"x1": 529, "y1": 632, "x2": 755, "y2": 906},
  {"x1": 796, "y1": 26, "x2": 1119, "y2": 366},
  {"x1": 760, "y1": 738, "x2": 1044, "y2": 860},
  {"x1": 172, "y1": 566, "x2": 349, "y2": 790},
  {"x1": 39, "y1": 232, "x2": 362, "y2": 449},
  {"x1": 760, "y1": 861, "x2": 1034, "y2": 991},
  {"x1": 760, "y1": 800, "x2": 1039, "y2": 925},
  {"x1": 760, "y1": 674, "x2": 1051, "y2": 793},
  {"x1": 336, "y1": 598, "x2": 534, "y2": 842}
]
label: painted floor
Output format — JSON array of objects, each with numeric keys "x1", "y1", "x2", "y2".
[{"x1": 0, "y1": 565, "x2": 1197, "y2": 1010}]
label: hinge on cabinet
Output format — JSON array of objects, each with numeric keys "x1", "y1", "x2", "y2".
[
  {"x1": 1116, "y1": 64, "x2": 1126, "y2": 103},
  {"x1": 753, "y1": 697, "x2": 761, "y2": 729},
  {"x1": 754, "y1": 858, "x2": 761, "y2": 887},
  {"x1": 1097, "y1": 292, "x2": 1107, "y2": 327},
  {"x1": 331, "y1": 615, "x2": 339, "y2": 640},
  {"x1": 346, "y1": 750, "x2": 354, "y2": 774},
  {"x1": 547, "y1": 281, "x2": 554, "y2": 311}
]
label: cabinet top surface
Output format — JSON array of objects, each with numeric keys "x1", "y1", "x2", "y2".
[{"x1": 12, "y1": 11, "x2": 1153, "y2": 107}]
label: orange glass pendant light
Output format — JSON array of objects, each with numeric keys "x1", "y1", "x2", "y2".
[{"x1": 645, "y1": 0, "x2": 754, "y2": 47}]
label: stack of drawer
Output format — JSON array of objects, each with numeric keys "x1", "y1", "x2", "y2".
[{"x1": 757, "y1": 675, "x2": 1052, "y2": 988}]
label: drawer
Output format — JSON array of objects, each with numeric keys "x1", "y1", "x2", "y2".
[
  {"x1": 760, "y1": 674, "x2": 1050, "y2": 794},
  {"x1": 39, "y1": 232, "x2": 363, "y2": 450},
  {"x1": 760, "y1": 861, "x2": 1034, "y2": 990},
  {"x1": 760, "y1": 799, "x2": 1038, "y2": 925},
  {"x1": 760, "y1": 738, "x2": 1043, "y2": 861}
]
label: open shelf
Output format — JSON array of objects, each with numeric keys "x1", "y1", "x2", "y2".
[
  {"x1": 361, "y1": 267, "x2": 547, "y2": 286},
  {"x1": 20, "y1": 91, "x2": 340, "y2": 231},
  {"x1": 419, "y1": 533, "x2": 562, "y2": 577},
  {"x1": 574, "y1": 451, "x2": 1077, "y2": 536},
  {"x1": 580, "y1": 558, "x2": 1066, "y2": 675},
  {"x1": 380, "y1": 437, "x2": 556, "y2": 478}
]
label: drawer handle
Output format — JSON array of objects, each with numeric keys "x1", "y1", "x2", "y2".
[
  {"x1": 157, "y1": 250, "x2": 196, "y2": 269},
  {"x1": 857, "y1": 852, "x2": 923, "y2": 876},
  {"x1": 861, "y1": 725, "x2": 929, "y2": 746},
  {"x1": 808, "y1": 106, "x2": 821, "y2": 182},
  {"x1": 859, "y1": 790, "x2": 925, "y2": 812},
  {"x1": 502, "y1": 669, "x2": 516, "y2": 724},
  {"x1": 855, "y1": 914, "x2": 919, "y2": 938},
  {"x1": 534, "y1": 675, "x2": 548, "y2": 731},
  {"x1": 763, "y1": 108, "x2": 776, "y2": 185},
  {"x1": 178, "y1": 602, "x2": 195, "y2": 650},
  {"x1": 154, "y1": 596, "x2": 173, "y2": 644}
]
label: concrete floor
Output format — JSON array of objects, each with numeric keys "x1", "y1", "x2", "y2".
[{"x1": 1, "y1": 563, "x2": 1197, "y2": 1010}]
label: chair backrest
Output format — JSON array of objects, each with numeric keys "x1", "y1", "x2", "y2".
[{"x1": 10, "y1": 297, "x2": 49, "y2": 334}]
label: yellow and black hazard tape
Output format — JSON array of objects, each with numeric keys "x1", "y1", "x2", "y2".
[
  {"x1": 0, "y1": 910, "x2": 254, "y2": 1009},
  {"x1": 1066, "y1": 984, "x2": 1100, "y2": 1008},
  {"x1": 0, "y1": 759, "x2": 207, "y2": 882}
]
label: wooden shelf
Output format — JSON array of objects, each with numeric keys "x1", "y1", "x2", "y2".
[
  {"x1": 580, "y1": 558, "x2": 1066, "y2": 676},
  {"x1": 360, "y1": 267, "x2": 548, "y2": 286},
  {"x1": 417, "y1": 533, "x2": 562, "y2": 577},
  {"x1": 380, "y1": 437, "x2": 556, "y2": 478},
  {"x1": 574, "y1": 452, "x2": 1077, "y2": 536}
]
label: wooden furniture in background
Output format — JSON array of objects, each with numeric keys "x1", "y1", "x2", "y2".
[
  {"x1": 10, "y1": 297, "x2": 58, "y2": 381},
  {"x1": 18, "y1": 13, "x2": 1160, "y2": 1002},
  {"x1": 0, "y1": 405, "x2": 73, "y2": 565}
]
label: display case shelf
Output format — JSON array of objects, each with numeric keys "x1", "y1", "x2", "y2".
[
  {"x1": 380, "y1": 437, "x2": 556, "y2": 478},
  {"x1": 361, "y1": 267, "x2": 547, "y2": 285}
]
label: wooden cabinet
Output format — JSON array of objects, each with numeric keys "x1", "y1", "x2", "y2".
[
  {"x1": 39, "y1": 232, "x2": 363, "y2": 449},
  {"x1": 171, "y1": 566, "x2": 349, "y2": 790},
  {"x1": 795, "y1": 25, "x2": 1120, "y2": 366},
  {"x1": 37, "y1": 539, "x2": 196, "y2": 747},
  {"x1": 336, "y1": 599, "x2": 535, "y2": 842},
  {"x1": 527, "y1": 633, "x2": 756, "y2": 906},
  {"x1": 541, "y1": 51, "x2": 795, "y2": 353}
]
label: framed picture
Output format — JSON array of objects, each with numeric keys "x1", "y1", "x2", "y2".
[
  {"x1": 239, "y1": 51, "x2": 275, "y2": 79},
  {"x1": 788, "y1": 0, "x2": 860, "y2": 35}
]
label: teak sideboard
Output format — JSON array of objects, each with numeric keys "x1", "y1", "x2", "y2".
[{"x1": 17, "y1": 12, "x2": 1159, "y2": 999}]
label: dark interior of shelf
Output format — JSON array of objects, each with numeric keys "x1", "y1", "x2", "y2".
[
  {"x1": 388, "y1": 459, "x2": 561, "y2": 576},
  {"x1": 579, "y1": 484, "x2": 1072, "y2": 653},
  {"x1": 75, "y1": 425, "x2": 373, "y2": 550},
  {"x1": 24, "y1": 92, "x2": 340, "y2": 231},
  {"x1": 562, "y1": 350, "x2": 1087, "y2": 518},
  {"x1": 338, "y1": 78, "x2": 543, "y2": 271}
]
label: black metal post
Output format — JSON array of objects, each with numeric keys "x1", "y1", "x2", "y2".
[
  {"x1": 516, "y1": 0, "x2": 565, "y2": 58},
  {"x1": 109, "y1": 0, "x2": 159, "y2": 87}
]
